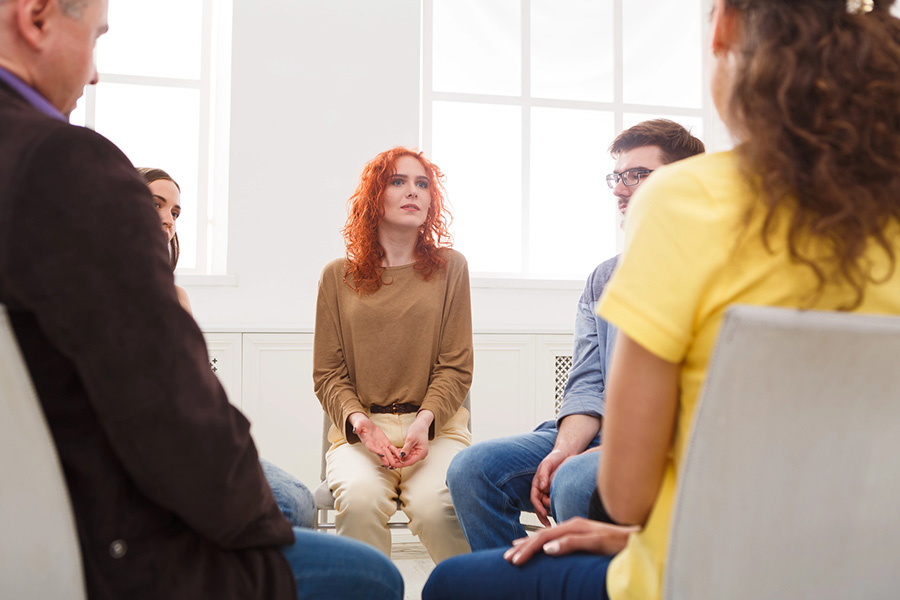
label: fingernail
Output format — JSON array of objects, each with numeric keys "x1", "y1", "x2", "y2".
[
  {"x1": 378, "y1": 454, "x2": 385, "y2": 457},
  {"x1": 511, "y1": 552, "x2": 521, "y2": 565},
  {"x1": 400, "y1": 452, "x2": 406, "y2": 457},
  {"x1": 543, "y1": 541, "x2": 560, "y2": 555},
  {"x1": 503, "y1": 548, "x2": 514, "y2": 560}
]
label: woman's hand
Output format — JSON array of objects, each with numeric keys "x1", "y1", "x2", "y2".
[
  {"x1": 502, "y1": 517, "x2": 638, "y2": 567},
  {"x1": 347, "y1": 412, "x2": 403, "y2": 469},
  {"x1": 398, "y1": 409, "x2": 434, "y2": 468}
]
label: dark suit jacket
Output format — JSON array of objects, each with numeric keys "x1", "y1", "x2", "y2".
[{"x1": 0, "y1": 80, "x2": 296, "y2": 599}]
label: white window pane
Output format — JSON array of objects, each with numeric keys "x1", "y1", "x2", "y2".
[
  {"x1": 530, "y1": 108, "x2": 616, "y2": 277},
  {"x1": 98, "y1": 0, "x2": 203, "y2": 80},
  {"x1": 531, "y1": 0, "x2": 614, "y2": 102},
  {"x1": 623, "y1": 113, "x2": 705, "y2": 144},
  {"x1": 69, "y1": 97, "x2": 86, "y2": 126},
  {"x1": 433, "y1": 0, "x2": 521, "y2": 96},
  {"x1": 93, "y1": 83, "x2": 201, "y2": 269},
  {"x1": 432, "y1": 102, "x2": 522, "y2": 273},
  {"x1": 623, "y1": 0, "x2": 703, "y2": 108}
]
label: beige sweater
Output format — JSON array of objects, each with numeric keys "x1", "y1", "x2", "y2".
[{"x1": 313, "y1": 248, "x2": 473, "y2": 442}]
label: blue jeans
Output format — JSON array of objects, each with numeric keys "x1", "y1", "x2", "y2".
[
  {"x1": 261, "y1": 459, "x2": 316, "y2": 529},
  {"x1": 281, "y1": 527, "x2": 403, "y2": 600},
  {"x1": 423, "y1": 547, "x2": 612, "y2": 600},
  {"x1": 447, "y1": 420, "x2": 601, "y2": 550}
]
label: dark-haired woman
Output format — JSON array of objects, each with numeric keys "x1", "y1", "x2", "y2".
[
  {"x1": 314, "y1": 147, "x2": 472, "y2": 561},
  {"x1": 138, "y1": 167, "x2": 192, "y2": 313},
  {"x1": 138, "y1": 167, "x2": 317, "y2": 531},
  {"x1": 424, "y1": 1, "x2": 900, "y2": 598}
]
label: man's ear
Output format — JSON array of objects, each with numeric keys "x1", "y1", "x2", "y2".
[
  {"x1": 16, "y1": 0, "x2": 54, "y2": 49},
  {"x1": 710, "y1": 0, "x2": 739, "y2": 56}
]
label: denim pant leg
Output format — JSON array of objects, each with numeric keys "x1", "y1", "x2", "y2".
[
  {"x1": 446, "y1": 424, "x2": 558, "y2": 551},
  {"x1": 549, "y1": 450, "x2": 602, "y2": 522},
  {"x1": 423, "y1": 547, "x2": 612, "y2": 600},
  {"x1": 261, "y1": 459, "x2": 316, "y2": 529},
  {"x1": 281, "y1": 527, "x2": 403, "y2": 600}
]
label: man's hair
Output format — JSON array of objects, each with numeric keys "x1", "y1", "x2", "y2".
[
  {"x1": 608, "y1": 119, "x2": 705, "y2": 165},
  {"x1": 59, "y1": 0, "x2": 88, "y2": 18},
  {"x1": 0, "y1": 0, "x2": 86, "y2": 15}
]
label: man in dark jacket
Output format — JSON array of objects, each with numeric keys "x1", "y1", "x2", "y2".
[{"x1": 0, "y1": 1, "x2": 401, "y2": 598}]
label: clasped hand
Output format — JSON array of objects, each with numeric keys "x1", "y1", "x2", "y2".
[{"x1": 349, "y1": 411, "x2": 433, "y2": 469}]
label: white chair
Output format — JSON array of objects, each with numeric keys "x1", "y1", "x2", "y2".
[
  {"x1": 0, "y1": 305, "x2": 87, "y2": 599},
  {"x1": 314, "y1": 392, "x2": 471, "y2": 530},
  {"x1": 663, "y1": 304, "x2": 900, "y2": 600}
]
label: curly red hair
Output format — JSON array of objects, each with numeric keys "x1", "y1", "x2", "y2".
[{"x1": 342, "y1": 147, "x2": 453, "y2": 294}]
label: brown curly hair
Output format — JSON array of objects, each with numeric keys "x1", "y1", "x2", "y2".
[
  {"x1": 342, "y1": 147, "x2": 453, "y2": 294},
  {"x1": 724, "y1": 0, "x2": 900, "y2": 308}
]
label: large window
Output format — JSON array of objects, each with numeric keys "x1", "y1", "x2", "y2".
[
  {"x1": 423, "y1": 0, "x2": 707, "y2": 279},
  {"x1": 70, "y1": 0, "x2": 232, "y2": 275}
]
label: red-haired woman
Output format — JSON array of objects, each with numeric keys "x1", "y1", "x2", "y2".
[{"x1": 314, "y1": 147, "x2": 473, "y2": 561}]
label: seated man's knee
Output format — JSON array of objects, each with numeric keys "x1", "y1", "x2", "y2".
[
  {"x1": 447, "y1": 443, "x2": 486, "y2": 489},
  {"x1": 549, "y1": 452, "x2": 600, "y2": 521}
]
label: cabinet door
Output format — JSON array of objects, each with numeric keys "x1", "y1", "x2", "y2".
[
  {"x1": 203, "y1": 332, "x2": 242, "y2": 408},
  {"x1": 471, "y1": 334, "x2": 537, "y2": 443},
  {"x1": 242, "y1": 333, "x2": 321, "y2": 486}
]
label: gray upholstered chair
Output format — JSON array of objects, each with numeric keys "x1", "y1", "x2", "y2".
[
  {"x1": 663, "y1": 304, "x2": 900, "y2": 600},
  {"x1": 0, "y1": 305, "x2": 87, "y2": 599},
  {"x1": 314, "y1": 392, "x2": 472, "y2": 530}
]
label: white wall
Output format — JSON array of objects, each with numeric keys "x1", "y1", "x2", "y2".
[{"x1": 183, "y1": 0, "x2": 583, "y2": 335}]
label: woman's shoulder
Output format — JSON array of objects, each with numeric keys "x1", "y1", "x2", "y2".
[
  {"x1": 321, "y1": 256, "x2": 349, "y2": 275},
  {"x1": 319, "y1": 257, "x2": 351, "y2": 287},
  {"x1": 656, "y1": 150, "x2": 744, "y2": 192},
  {"x1": 439, "y1": 247, "x2": 468, "y2": 270}
]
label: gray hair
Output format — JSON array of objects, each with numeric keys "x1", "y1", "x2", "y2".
[
  {"x1": 0, "y1": 0, "x2": 89, "y2": 18},
  {"x1": 58, "y1": 0, "x2": 89, "y2": 18}
]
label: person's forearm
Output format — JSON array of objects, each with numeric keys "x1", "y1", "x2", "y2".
[
  {"x1": 412, "y1": 408, "x2": 435, "y2": 430},
  {"x1": 553, "y1": 414, "x2": 602, "y2": 456}
]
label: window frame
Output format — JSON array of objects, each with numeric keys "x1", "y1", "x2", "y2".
[
  {"x1": 80, "y1": 0, "x2": 233, "y2": 278},
  {"x1": 421, "y1": 0, "x2": 719, "y2": 284}
]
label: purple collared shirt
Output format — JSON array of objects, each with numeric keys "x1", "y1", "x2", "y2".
[{"x1": 0, "y1": 66, "x2": 67, "y2": 122}]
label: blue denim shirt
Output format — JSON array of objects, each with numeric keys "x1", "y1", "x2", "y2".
[{"x1": 555, "y1": 255, "x2": 618, "y2": 431}]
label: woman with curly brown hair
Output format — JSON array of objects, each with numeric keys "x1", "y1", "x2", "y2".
[
  {"x1": 314, "y1": 147, "x2": 472, "y2": 561},
  {"x1": 424, "y1": 1, "x2": 900, "y2": 599}
]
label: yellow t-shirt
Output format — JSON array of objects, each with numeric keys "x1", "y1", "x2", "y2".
[{"x1": 598, "y1": 150, "x2": 900, "y2": 600}]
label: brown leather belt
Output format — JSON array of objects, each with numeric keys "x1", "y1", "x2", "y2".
[{"x1": 369, "y1": 402, "x2": 419, "y2": 415}]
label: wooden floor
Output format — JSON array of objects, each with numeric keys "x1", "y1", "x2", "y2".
[{"x1": 392, "y1": 542, "x2": 434, "y2": 600}]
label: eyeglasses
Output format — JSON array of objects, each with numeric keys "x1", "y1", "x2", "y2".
[{"x1": 605, "y1": 168, "x2": 654, "y2": 189}]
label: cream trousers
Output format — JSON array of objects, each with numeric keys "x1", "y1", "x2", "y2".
[{"x1": 325, "y1": 406, "x2": 471, "y2": 562}]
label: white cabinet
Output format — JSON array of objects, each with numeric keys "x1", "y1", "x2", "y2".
[
  {"x1": 241, "y1": 333, "x2": 321, "y2": 490},
  {"x1": 471, "y1": 334, "x2": 573, "y2": 443},
  {"x1": 203, "y1": 331, "x2": 574, "y2": 484},
  {"x1": 204, "y1": 333, "x2": 242, "y2": 407}
]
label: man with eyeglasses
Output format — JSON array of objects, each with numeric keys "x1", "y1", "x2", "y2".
[{"x1": 447, "y1": 119, "x2": 705, "y2": 551}]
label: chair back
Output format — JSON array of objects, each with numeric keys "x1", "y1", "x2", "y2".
[
  {"x1": 0, "y1": 305, "x2": 87, "y2": 599},
  {"x1": 664, "y1": 305, "x2": 900, "y2": 600}
]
